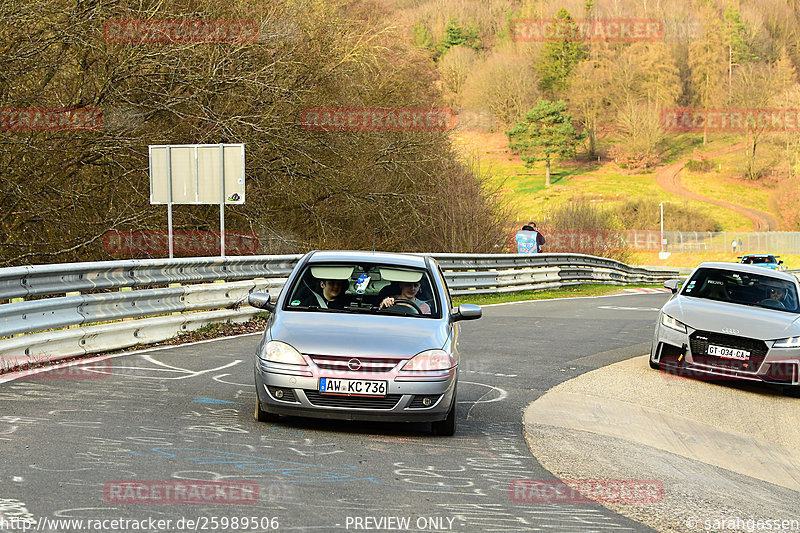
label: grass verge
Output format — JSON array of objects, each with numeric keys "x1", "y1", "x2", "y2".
[{"x1": 452, "y1": 283, "x2": 662, "y2": 306}]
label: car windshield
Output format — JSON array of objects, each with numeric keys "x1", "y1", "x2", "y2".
[
  {"x1": 283, "y1": 262, "x2": 440, "y2": 318},
  {"x1": 681, "y1": 267, "x2": 799, "y2": 312},
  {"x1": 742, "y1": 256, "x2": 775, "y2": 264}
]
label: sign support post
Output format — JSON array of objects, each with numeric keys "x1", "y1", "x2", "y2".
[
  {"x1": 166, "y1": 145, "x2": 174, "y2": 259},
  {"x1": 219, "y1": 143, "x2": 225, "y2": 257}
]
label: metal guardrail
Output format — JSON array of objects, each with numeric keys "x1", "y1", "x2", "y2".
[
  {"x1": 0, "y1": 253, "x2": 679, "y2": 373},
  {"x1": 0, "y1": 255, "x2": 301, "y2": 300}
]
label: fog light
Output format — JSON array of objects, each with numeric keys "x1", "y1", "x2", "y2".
[
  {"x1": 422, "y1": 397, "x2": 432, "y2": 407},
  {"x1": 274, "y1": 389, "x2": 284, "y2": 399}
]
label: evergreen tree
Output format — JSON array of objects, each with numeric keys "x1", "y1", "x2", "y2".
[
  {"x1": 536, "y1": 8, "x2": 588, "y2": 98},
  {"x1": 439, "y1": 19, "x2": 466, "y2": 55},
  {"x1": 723, "y1": 4, "x2": 758, "y2": 98},
  {"x1": 506, "y1": 100, "x2": 585, "y2": 187},
  {"x1": 439, "y1": 18, "x2": 481, "y2": 56}
]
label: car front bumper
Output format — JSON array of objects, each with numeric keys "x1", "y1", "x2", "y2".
[
  {"x1": 650, "y1": 323, "x2": 800, "y2": 386},
  {"x1": 254, "y1": 357, "x2": 457, "y2": 422}
]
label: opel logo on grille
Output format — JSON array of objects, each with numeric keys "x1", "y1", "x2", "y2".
[
  {"x1": 347, "y1": 358, "x2": 362, "y2": 371},
  {"x1": 721, "y1": 328, "x2": 740, "y2": 335}
]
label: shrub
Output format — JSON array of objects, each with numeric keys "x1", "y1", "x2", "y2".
[
  {"x1": 540, "y1": 197, "x2": 630, "y2": 262},
  {"x1": 607, "y1": 145, "x2": 660, "y2": 171},
  {"x1": 685, "y1": 158, "x2": 714, "y2": 172},
  {"x1": 615, "y1": 199, "x2": 721, "y2": 232}
]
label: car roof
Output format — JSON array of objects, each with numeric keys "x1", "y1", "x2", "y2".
[
  {"x1": 694, "y1": 261, "x2": 794, "y2": 281},
  {"x1": 741, "y1": 254, "x2": 776, "y2": 258},
  {"x1": 306, "y1": 250, "x2": 429, "y2": 269}
]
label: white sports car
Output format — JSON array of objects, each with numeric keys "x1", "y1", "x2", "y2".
[{"x1": 650, "y1": 262, "x2": 800, "y2": 394}]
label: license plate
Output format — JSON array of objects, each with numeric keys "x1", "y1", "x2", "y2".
[
  {"x1": 707, "y1": 344, "x2": 750, "y2": 360},
  {"x1": 319, "y1": 378, "x2": 387, "y2": 397}
]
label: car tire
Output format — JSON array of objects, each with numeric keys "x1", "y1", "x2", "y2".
[
  {"x1": 255, "y1": 399, "x2": 280, "y2": 423},
  {"x1": 782, "y1": 386, "x2": 800, "y2": 398},
  {"x1": 431, "y1": 386, "x2": 457, "y2": 436}
]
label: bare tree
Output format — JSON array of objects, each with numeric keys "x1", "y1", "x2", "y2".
[{"x1": 0, "y1": 0, "x2": 509, "y2": 265}]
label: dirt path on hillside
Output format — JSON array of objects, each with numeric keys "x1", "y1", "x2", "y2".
[{"x1": 655, "y1": 142, "x2": 779, "y2": 231}]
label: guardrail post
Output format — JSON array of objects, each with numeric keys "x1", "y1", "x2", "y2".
[
  {"x1": 67, "y1": 291, "x2": 80, "y2": 327},
  {"x1": 10, "y1": 297, "x2": 23, "y2": 337},
  {"x1": 168, "y1": 283, "x2": 181, "y2": 315}
]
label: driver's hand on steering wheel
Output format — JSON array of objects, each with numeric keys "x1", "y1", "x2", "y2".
[{"x1": 379, "y1": 296, "x2": 413, "y2": 310}]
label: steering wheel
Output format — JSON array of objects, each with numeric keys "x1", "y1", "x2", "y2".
[
  {"x1": 760, "y1": 299, "x2": 786, "y2": 310},
  {"x1": 382, "y1": 298, "x2": 422, "y2": 315}
]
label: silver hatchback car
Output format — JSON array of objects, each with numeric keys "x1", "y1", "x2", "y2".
[
  {"x1": 248, "y1": 251, "x2": 482, "y2": 435},
  {"x1": 650, "y1": 262, "x2": 800, "y2": 393}
]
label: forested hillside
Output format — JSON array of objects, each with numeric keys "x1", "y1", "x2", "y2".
[
  {"x1": 399, "y1": 0, "x2": 800, "y2": 231},
  {"x1": 405, "y1": 0, "x2": 799, "y2": 165}
]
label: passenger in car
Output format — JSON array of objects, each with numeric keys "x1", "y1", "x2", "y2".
[
  {"x1": 701, "y1": 276, "x2": 730, "y2": 301},
  {"x1": 379, "y1": 281, "x2": 431, "y2": 314},
  {"x1": 302, "y1": 279, "x2": 351, "y2": 309}
]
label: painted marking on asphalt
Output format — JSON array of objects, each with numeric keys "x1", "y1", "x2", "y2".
[
  {"x1": 193, "y1": 398, "x2": 239, "y2": 405},
  {"x1": 461, "y1": 381, "x2": 509, "y2": 422},
  {"x1": 0, "y1": 332, "x2": 260, "y2": 384},
  {"x1": 212, "y1": 373, "x2": 254, "y2": 387},
  {"x1": 623, "y1": 287, "x2": 670, "y2": 293},
  {"x1": 598, "y1": 305, "x2": 662, "y2": 311},
  {"x1": 463, "y1": 370, "x2": 518, "y2": 378},
  {"x1": 105, "y1": 356, "x2": 242, "y2": 380}
]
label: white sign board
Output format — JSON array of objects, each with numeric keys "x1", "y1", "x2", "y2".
[{"x1": 149, "y1": 144, "x2": 245, "y2": 204}]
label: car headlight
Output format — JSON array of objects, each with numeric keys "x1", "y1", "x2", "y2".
[
  {"x1": 262, "y1": 341, "x2": 307, "y2": 365},
  {"x1": 774, "y1": 336, "x2": 800, "y2": 348},
  {"x1": 661, "y1": 313, "x2": 687, "y2": 333},
  {"x1": 400, "y1": 350, "x2": 455, "y2": 372}
]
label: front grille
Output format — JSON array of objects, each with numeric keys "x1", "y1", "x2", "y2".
[
  {"x1": 689, "y1": 330, "x2": 768, "y2": 372},
  {"x1": 304, "y1": 390, "x2": 401, "y2": 409},
  {"x1": 308, "y1": 355, "x2": 402, "y2": 373}
]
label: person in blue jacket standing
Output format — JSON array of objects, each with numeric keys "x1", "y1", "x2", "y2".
[{"x1": 516, "y1": 223, "x2": 545, "y2": 253}]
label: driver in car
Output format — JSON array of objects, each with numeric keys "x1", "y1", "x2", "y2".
[
  {"x1": 762, "y1": 286, "x2": 787, "y2": 305},
  {"x1": 379, "y1": 281, "x2": 431, "y2": 314}
]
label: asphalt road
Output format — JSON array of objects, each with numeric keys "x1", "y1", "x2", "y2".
[{"x1": 0, "y1": 292, "x2": 670, "y2": 533}]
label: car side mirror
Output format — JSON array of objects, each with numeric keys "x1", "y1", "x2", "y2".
[
  {"x1": 664, "y1": 279, "x2": 681, "y2": 294},
  {"x1": 451, "y1": 304, "x2": 482, "y2": 322},
  {"x1": 248, "y1": 292, "x2": 274, "y2": 312}
]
